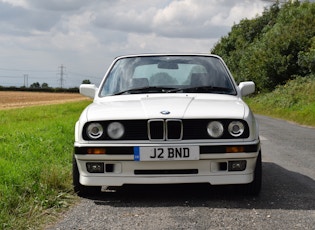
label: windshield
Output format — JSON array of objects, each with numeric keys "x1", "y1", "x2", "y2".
[{"x1": 99, "y1": 55, "x2": 236, "y2": 97}]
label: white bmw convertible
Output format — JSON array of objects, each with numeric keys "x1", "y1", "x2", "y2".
[{"x1": 73, "y1": 54, "x2": 261, "y2": 196}]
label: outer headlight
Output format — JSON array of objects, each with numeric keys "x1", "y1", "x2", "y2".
[
  {"x1": 86, "y1": 123, "x2": 103, "y2": 139},
  {"x1": 207, "y1": 121, "x2": 224, "y2": 138},
  {"x1": 228, "y1": 121, "x2": 245, "y2": 137},
  {"x1": 107, "y1": 122, "x2": 124, "y2": 139}
]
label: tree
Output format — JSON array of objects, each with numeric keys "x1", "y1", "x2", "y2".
[
  {"x1": 30, "y1": 82, "x2": 40, "y2": 88},
  {"x1": 82, "y1": 79, "x2": 91, "y2": 84},
  {"x1": 42, "y1": 83, "x2": 49, "y2": 88},
  {"x1": 298, "y1": 37, "x2": 315, "y2": 74},
  {"x1": 211, "y1": 1, "x2": 315, "y2": 92}
]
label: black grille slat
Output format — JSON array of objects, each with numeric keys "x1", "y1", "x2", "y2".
[
  {"x1": 83, "y1": 119, "x2": 249, "y2": 140},
  {"x1": 200, "y1": 144, "x2": 259, "y2": 154},
  {"x1": 74, "y1": 147, "x2": 134, "y2": 155},
  {"x1": 148, "y1": 120, "x2": 164, "y2": 140},
  {"x1": 183, "y1": 119, "x2": 249, "y2": 139},
  {"x1": 166, "y1": 120, "x2": 182, "y2": 140},
  {"x1": 134, "y1": 169, "x2": 198, "y2": 175},
  {"x1": 74, "y1": 145, "x2": 259, "y2": 155},
  {"x1": 123, "y1": 120, "x2": 147, "y2": 140},
  {"x1": 148, "y1": 119, "x2": 182, "y2": 140}
]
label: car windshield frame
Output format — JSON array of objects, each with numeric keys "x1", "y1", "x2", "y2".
[{"x1": 99, "y1": 55, "x2": 237, "y2": 97}]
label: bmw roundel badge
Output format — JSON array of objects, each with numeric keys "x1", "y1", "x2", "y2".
[{"x1": 160, "y1": 110, "x2": 170, "y2": 115}]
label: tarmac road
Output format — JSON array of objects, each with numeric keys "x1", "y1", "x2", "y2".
[{"x1": 47, "y1": 115, "x2": 315, "y2": 230}]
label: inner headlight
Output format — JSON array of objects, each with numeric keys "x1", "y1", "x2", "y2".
[
  {"x1": 107, "y1": 122, "x2": 124, "y2": 139},
  {"x1": 207, "y1": 121, "x2": 224, "y2": 138},
  {"x1": 86, "y1": 123, "x2": 103, "y2": 139},
  {"x1": 228, "y1": 121, "x2": 245, "y2": 137}
]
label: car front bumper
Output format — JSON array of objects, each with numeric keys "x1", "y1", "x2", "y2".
[{"x1": 74, "y1": 141, "x2": 260, "y2": 187}]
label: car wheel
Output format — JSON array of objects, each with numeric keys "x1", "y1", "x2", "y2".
[
  {"x1": 72, "y1": 155, "x2": 101, "y2": 197},
  {"x1": 241, "y1": 151, "x2": 262, "y2": 196}
]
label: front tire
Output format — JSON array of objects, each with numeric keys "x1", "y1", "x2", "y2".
[
  {"x1": 242, "y1": 151, "x2": 262, "y2": 196},
  {"x1": 72, "y1": 155, "x2": 101, "y2": 197}
]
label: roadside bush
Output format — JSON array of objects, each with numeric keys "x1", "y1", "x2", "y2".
[
  {"x1": 0, "y1": 101, "x2": 91, "y2": 229},
  {"x1": 246, "y1": 75, "x2": 315, "y2": 126},
  {"x1": 212, "y1": 1, "x2": 315, "y2": 92}
]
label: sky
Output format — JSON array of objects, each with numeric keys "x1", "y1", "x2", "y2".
[{"x1": 0, "y1": 0, "x2": 275, "y2": 88}]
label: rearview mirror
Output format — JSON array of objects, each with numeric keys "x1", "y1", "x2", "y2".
[
  {"x1": 239, "y1": 81, "x2": 255, "y2": 96},
  {"x1": 80, "y1": 84, "x2": 98, "y2": 99},
  {"x1": 157, "y1": 62, "x2": 179, "y2": 69}
]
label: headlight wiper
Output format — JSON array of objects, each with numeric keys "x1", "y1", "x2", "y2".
[{"x1": 113, "y1": 86, "x2": 177, "y2": 95}]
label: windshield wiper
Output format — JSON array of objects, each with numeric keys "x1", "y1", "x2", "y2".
[
  {"x1": 113, "y1": 86, "x2": 177, "y2": 95},
  {"x1": 114, "y1": 86, "x2": 234, "y2": 95},
  {"x1": 167, "y1": 86, "x2": 235, "y2": 94}
]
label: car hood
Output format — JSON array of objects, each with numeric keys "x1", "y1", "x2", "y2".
[{"x1": 83, "y1": 94, "x2": 247, "y2": 121}]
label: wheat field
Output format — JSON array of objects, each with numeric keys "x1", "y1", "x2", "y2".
[{"x1": 0, "y1": 91, "x2": 89, "y2": 110}]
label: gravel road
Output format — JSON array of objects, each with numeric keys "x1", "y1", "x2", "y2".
[{"x1": 47, "y1": 115, "x2": 315, "y2": 230}]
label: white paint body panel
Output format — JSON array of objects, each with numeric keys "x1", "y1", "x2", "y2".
[
  {"x1": 74, "y1": 54, "x2": 260, "y2": 188},
  {"x1": 84, "y1": 94, "x2": 246, "y2": 120}
]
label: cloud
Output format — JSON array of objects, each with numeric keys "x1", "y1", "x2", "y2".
[
  {"x1": 0, "y1": 1, "x2": 60, "y2": 35},
  {"x1": 1, "y1": 0, "x2": 28, "y2": 8},
  {"x1": 29, "y1": 0, "x2": 87, "y2": 11},
  {"x1": 123, "y1": 33, "x2": 217, "y2": 53},
  {"x1": 92, "y1": 0, "x2": 269, "y2": 39},
  {"x1": 92, "y1": 1, "x2": 159, "y2": 34},
  {"x1": 0, "y1": 0, "x2": 273, "y2": 87}
]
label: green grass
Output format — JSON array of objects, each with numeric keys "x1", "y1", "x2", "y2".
[
  {"x1": 0, "y1": 100, "x2": 91, "y2": 229},
  {"x1": 246, "y1": 75, "x2": 315, "y2": 127},
  {"x1": 1, "y1": 76, "x2": 314, "y2": 229}
]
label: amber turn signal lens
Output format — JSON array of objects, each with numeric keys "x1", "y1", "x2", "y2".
[
  {"x1": 226, "y1": 146, "x2": 244, "y2": 153},
  {"x1": 87, "y1": 148, "x2": 106, "y2": 154}
]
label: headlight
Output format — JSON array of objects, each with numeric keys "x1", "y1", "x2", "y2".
[
  {"x1": 107, "y1": 122, "x2": 124, "y2": 139},
  {"x1": 207, "y1": 121, "x2": 224, "y2": 138},
  {"x1": 228, "y1": 121, "x2": 245, "y2": 137},
  {"x1": 86, "y1": 123, "x2": 103, "y2": 139}
]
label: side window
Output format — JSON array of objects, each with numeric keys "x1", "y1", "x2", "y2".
[
  {"x1": 101, "y1": 60, "x2": 134, "y2": 96},
  {"x1": 210, "y1": 59, "x2": 234, "y2": 89},
  {"x1": 101, "y1": 65, "x2": 122, "y2": 96}
]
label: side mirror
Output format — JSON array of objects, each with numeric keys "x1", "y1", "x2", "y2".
[
  {"x1": 239, "y1": 81, "x2": 255, "y2": 96},
  {"x1": 80, "y1": 84, "x2": 98, "y2": 99}
]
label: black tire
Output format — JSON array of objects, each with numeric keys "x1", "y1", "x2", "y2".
[
  {"x1": 72, "y1": 155, "x2": 101, "y2": 197},
  {"x1": 241, "y1": 151, "x2": 262, "y2": 196}
]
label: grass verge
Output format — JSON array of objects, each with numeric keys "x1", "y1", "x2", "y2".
[
  {"x1": 246, "y1": 75, "x2": 315, "y2": 127},
  {"x1": 0, "y1": 100, "x2": 91, "y2": 229},
  {"x1": 1, "y1": 76, "x2": 314, "y2": 229}
]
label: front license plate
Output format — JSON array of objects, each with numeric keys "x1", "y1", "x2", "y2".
[{"x1": 134, "y1": 146, "x2": 199, "y2": 161}]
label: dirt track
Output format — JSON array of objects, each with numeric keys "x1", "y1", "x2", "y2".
[{"x1": 0, "y1": 91, "x2": 89, "y2": 110}]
